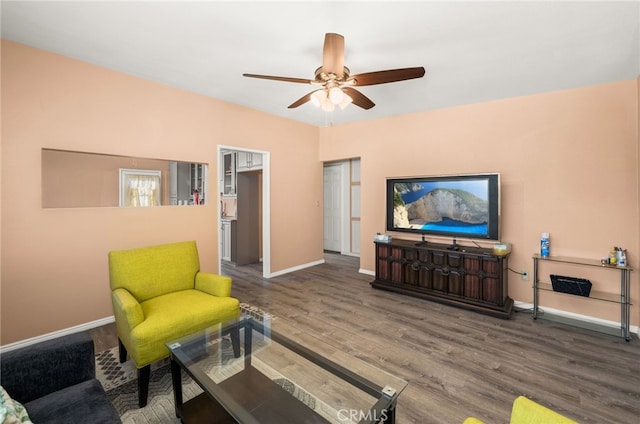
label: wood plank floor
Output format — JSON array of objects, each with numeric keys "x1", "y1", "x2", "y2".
[{"x1": 92, "y1": 253, "x2": 640, "y2": 423}]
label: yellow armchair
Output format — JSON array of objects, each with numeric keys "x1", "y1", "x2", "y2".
[
  {"x1": 464, "y1": 396, "x2": 578, "y2": 424},
  {"x1": 108, "y1": 241, "x2": 240, "y2": 407}
]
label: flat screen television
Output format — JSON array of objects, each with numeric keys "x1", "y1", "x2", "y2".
[{"x1": 386, "y1": 173, "x2": 500, "y2": 241}]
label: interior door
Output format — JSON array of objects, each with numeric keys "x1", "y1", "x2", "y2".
[
  {"x1": 235, "y1": 171, "x2": 260, "y2": 265},
  {"x1": 323, "y1": 164, "x2": 342, "y2": 252}
]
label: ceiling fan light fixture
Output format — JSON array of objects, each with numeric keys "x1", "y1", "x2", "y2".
[
  {"x1": 310, "y1": 88, "x2": 337, "y2": 111},
  {"x1": 320, "y1": 100, "x2": 335, "y2": 112},
  {"x1": 310, "y1": 89, "x2": 325, "y2": 107},
  {"x1": 328, "y1": 86, "x2": 345, "y2": 105},
  {"x1": 338, "y1": 93, "x2": 353, "y2": 110}
]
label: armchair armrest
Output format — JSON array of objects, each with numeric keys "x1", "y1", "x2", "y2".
[
  {"x1": 463, "y1": 418, "x2": 486, "y2": 424},
  {"x1": 0, "y1": 331, "x2": 95, "y2": 404},
  {"x1": 510, "y1": 396, "x2": 577, "y2": 424},
  {"x1": 112, "y1": 287, "x2": 144, "y2": 332},
  {"x1": 195, "y1": 272, "x2": 233, "y2": 297}
]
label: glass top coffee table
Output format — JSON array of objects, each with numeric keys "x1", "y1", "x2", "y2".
[{"x1": 166, "y1": 313, "x2": 408, "y2": 424}]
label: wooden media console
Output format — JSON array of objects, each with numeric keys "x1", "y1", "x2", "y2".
[{"x1": 371, "y1": 239, "x2": 513, "y2": 319}]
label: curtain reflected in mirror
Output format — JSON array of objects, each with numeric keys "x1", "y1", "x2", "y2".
[
  {"x1": 119, "y1": 169, "x2": 161, "y2": 207},
  {"x1": 42, "y1": 149, "x2": 207, "y2": 208}
]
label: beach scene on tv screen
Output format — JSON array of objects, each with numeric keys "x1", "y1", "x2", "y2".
[{"x1": 393, "y1": 180, "x2": 489, "y2": 235}]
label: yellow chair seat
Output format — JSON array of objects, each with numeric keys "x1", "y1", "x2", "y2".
[{"x1": 130, "y1": 289, "x2": 239, "y2": 366}]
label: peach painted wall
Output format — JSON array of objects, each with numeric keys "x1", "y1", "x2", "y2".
[
  {"x1": 1, "y1": 40, "x2": 322, "y2": 344},
  {"x1": 319, "y1": 80, "x2": 639, "y2": 328}
]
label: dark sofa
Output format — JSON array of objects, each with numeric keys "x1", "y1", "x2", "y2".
[{"x1": 1, "y1": 331, "x2": 121, "y2": 423}]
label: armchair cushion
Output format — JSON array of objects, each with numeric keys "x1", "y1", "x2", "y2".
[{"x1": 128, "y1": 289, "x2": 240, "y2": 365}]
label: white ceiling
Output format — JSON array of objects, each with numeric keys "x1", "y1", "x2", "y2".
[{"x1": 2, "y1": 1, "x2": 639, "y2": 127}]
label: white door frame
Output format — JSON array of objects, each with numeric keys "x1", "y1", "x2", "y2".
[{"x1": 217, "y1": 145, "x2": 270, "y2": 278}]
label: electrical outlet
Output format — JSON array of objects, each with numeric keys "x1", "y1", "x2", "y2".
[{"x1": 521, "y1": 271, "x2": 529, "y2": 281}]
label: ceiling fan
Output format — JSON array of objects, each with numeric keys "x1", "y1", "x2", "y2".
[{"x1": 243, "y1": 33, "x2": 426, "y2": 111}]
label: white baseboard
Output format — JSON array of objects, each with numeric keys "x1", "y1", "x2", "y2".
[
  {"x1": 0, "y1": 316, "x2": 115, "y2": 353},
  {"x1": 359, "y1": 268, "x2": 375, "y2": 276},
  {"x1": 266, "y1": 259, "x2": 326, "y2": 278},
  {"x1": 514, "y1": 301, "x2": 639, "y2": 338}
]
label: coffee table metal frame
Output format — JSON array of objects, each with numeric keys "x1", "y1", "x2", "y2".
[{"x1": 167, "y1": 315, "x2": 404, "y2": 424}]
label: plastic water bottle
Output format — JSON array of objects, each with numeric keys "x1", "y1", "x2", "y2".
[
  {"x1": 617, "y1": 249, "x2": 627, "y2": 267},
  {"x1": 540, "y1": 233, "x2": 550, "y2": 257}
]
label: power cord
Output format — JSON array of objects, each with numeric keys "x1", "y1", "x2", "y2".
[{"x1": 507, "y1": 267, "x2": 526, "y2": 276}]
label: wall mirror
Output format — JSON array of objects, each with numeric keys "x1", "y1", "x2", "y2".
[{"x1": 42, "y1": 148, "x2": 208, "y2": 208}]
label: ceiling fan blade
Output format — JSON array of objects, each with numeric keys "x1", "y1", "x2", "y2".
[
  {"x1": 288, "y1": 91, "x2": 314, "y2": 109},
  {"x1": 322, "y1": 33, "x2": 345, "y2": 76},
  {"x1": 351, "y1": 67, "x2": 426, "y2": 86},
  {"x1": 243, "y1": 73, "x2": 312, "y2": 84},
  {"x1": 341, "y1": 87, "x2": 375, "y2": 110}
]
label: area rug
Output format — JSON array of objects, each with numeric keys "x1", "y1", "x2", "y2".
[
  {"x1": 99, "y1": 334, "x2": 239, "y2": 422},
  {"x1": 105, "y1": 364, "x2": 193, "y2": 423}
]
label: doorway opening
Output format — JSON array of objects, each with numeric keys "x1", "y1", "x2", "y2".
[{"x1": 218, "y1": 146, "x2": 270, "y2": 278}]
